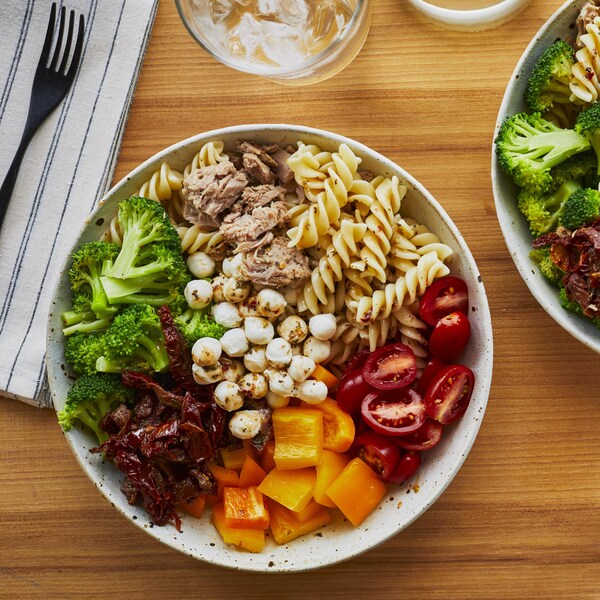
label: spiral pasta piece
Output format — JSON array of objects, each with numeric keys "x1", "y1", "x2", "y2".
[
  {"x1": 137, "y1": 161, "x2": 183, "y2": 202},
  {"x1": 178, "y1": 225, "x2": 225, "y2": 255},
  {"x1": 183, "y1": 141, "x2": 229, "y2": 177}
]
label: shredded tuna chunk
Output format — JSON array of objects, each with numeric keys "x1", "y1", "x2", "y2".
[
  {"x1": 576, "y1": 2, "x2": 600, "y2": 47},
  {"x1": 241, "y1": 236, "x2": 311, "y2": 288},
  {"x1": 221, "y1": 201, "x2": 289, "y2": 246}
]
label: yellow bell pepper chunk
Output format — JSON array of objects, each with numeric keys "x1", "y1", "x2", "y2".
[
  {"x1": 304, "y1": 397, "x2": 355, "y2": 453},
  {"x1": 220, "y1": 441, "x2": 252, "y2": 471},
  {"x1": 223, "y1": 486, "x2": 270, "y2": 530},
  {"x1": 211, "y1": 503, "x2": 265, "y2": 553},
  {"x1": 268, "y1": 499, "x2": 331, "y2": 545},
  {"x1": 272, "y1": 407, "x2": 323, "y2": 470},
  {"x1": 311, "y1": 364, "x2": 340, "y2": 391},
  {"x1": 313, "y1": 450, "x2": 351, "y2": 508},
  {"x1": 258, "y1": 467, "x2": 316, "y2": 513},
  {"x1": 326, "y1": 458, "x2": 387, "y2": 526}
]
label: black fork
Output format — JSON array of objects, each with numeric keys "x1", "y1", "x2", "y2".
[{"x1": 0, "y1": 3, "x2": 85, "y2": 231}]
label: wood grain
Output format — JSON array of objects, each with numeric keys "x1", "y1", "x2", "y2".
[{"x1": 2, "y1": 0, "x2": 600, "y2": 597}]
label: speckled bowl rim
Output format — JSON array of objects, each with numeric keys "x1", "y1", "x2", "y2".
[
  {"x1": 491, "y1": 0, "x2": 600, "y2": 355},
  {"x1": 47, "y1": 124, "x2": 493, "y2": 572}
]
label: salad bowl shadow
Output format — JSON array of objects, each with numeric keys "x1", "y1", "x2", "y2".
[
  {"x1": 47, "y1": 124, "x2": 493, "y2": 572},
  {"x1": 491, "y1": 0, "x2": 600, "y2": 355}
]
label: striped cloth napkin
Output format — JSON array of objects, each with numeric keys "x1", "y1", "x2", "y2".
[{"x1": 0, "y1": 0, "x2": 159, "y2": 408}]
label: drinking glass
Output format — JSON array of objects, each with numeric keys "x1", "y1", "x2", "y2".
[{"x1": 175, "y1": 0, "x2": 372, "y2": 85}]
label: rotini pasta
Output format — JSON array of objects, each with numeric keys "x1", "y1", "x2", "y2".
[{"x1": 570, "y1": 17, "x2": 600, "y2": 104}]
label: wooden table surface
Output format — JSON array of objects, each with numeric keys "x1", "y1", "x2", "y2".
[{"x1": 2, "y1": 0, "x2": 599, "y2": 597}]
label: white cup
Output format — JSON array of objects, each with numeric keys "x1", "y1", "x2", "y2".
[{"x1": 406, "y1": 0, "x2": 530, "y2": 31}]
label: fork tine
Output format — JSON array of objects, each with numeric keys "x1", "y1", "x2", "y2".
[
  {"x1": 40, "y1": 2, "x2": 57, "y2": 63},
  {"x1": 58, "y1": 10, "x2": 75, "y2": 75},
  {"x1": 66, "y1": 14, "x2": 85, "y2": 81},
  {"x1": 49, "y1": 6, "x2": 66, "y2": 72}
]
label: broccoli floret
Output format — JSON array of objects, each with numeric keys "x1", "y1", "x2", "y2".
[
  {"x1": 518, "y1": 180, "x2": 581, "y2": 236},
  {"x1": 95, "y1": 304, "x2": 169, "y2": 374},
  {"x1": 526, "y1": 40, "x2": 575, "y2": 114},
  {"x1": 100, "y1": 244, "x2": 190, "y2": 306},
  {"x1": 61, "y1": 289, "x2": 112, "y2": 336},
  {"x1": 174, "y1": 307, "x2": 227, "y2": 346},
  {"x1": 558, "y1": 187, "x2": 600, "y2": 230},
  {"x1": 68, "y1": 241, "x2": 120, "y2": 319},
  {"x1": 64, "y1": 332, "x2": 107, "y2": 376},
  {"x1": 530, "y1": 247, "x2": 563, "y2": 286},
  {"x1": 495, "y1": 112, "x2": 590, "y2": 194},
  {"x1": 548, "y1": 150, "x2": 598, "y2": 191},
  {"x1": 105, "y1": 196, "x2": 181, "y2": 280},
  {"x1": 575, "y1": 101, "x2": 600, "y2": 175},
  {"x1": 58, "y1": 373, "x2": 134, "y2": 444}
]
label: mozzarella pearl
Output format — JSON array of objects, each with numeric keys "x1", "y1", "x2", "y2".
[
  {"x1": 266, "y1": 391, "x2": 290, "y2": 409},
  {"x1": 211, "y1": 275, "x2": 228, "y2": 303},
  {"x1": 295, "y1": 380, "x2": 328, "y2": 405},
  {"x1": 308, "y1": 314, "x2": 337, "y2": 341},
  {"x1": 288, "y1": 355, "x2": 316, "y2": 383},
  {"x1": 191, "y1": 362, "x2": 223, "y2": 385},
  {"x1": 220, "y1": 328, "x2": 249, "y2": 357},
  {"x1": 184, "y1": 279, "x2": 213, "y2": 310},
  {"x1": 266, "y1": 369, "x2": 296, "y2": 396},
  {"x1": 244, "y1": 346, "x2": 268, "y2": 373},
  {"x1": 238, "y1": 373, "x2": 268, "y2": 399},
  {"x1": 239, "y1": 296, "x2": 260, "y2": 319},
  {"x1": 266, "y1": 337, "x2": 293, "y2": 368},
  {"x1": 186, "y1": 252, "x2": 215, "y2": 279},
  {"x1": 277, "y1": 316, "x2": 309, "y2": 345},
  {"x1": 220, "y1": 358, "x2": 245, "y2": 383},
  {"x1": 221, "y1": 257, "x2": 233, "y2": 277},
  {"x1": 256, "y1": 289, "x2": 287, "y2": 320},
  {"x1": 213, "y1": 381, "x2": 244, "y2": 412},
  {"x1": 244, "y1": 317, "x2": 275, "y2": 346},
  {"x1": 303, "y1": 336, "x2": 331, "y2": 364},
  {"x1": 212, "y1": 302, "x2": 242, "y2": 328},
  {"x1": 223, "y1": 278, "x2": 251, "y2": 304},
  {"x1": 191, "y1": 337, "x2": 222, "y2": 366},
  {"x1": 229, "y1": 410, "x2": 262, "y2": 440},
  {"x1": 228, "y1": 253, "x2": 246, "y2": 280}
]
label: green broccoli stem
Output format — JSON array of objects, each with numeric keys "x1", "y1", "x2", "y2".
[
  {"x1": 62, "y1": 310, "x2": 96, "y2": 327},
  {"x1": 78, "y1": 400, "x2": 113, "y2": 444},
  {"x1": 63, "y1": 317, "x2": 112, "y2": 337},
  {"x1": 137, "y1": 333, "x2": 169, "y2": 371},
  {"x1": 588, "y1": 134, "x2": 600, "y2": 175}
]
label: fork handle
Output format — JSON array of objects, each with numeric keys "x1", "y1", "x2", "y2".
[{"x1": 0, "y1": 134, "x2": 34, "y2": 231}]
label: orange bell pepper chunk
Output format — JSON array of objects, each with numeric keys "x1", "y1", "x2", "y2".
[
  {"x1": 326, "y1": 457, "x2": 387, "y2": 526},
  {"x1": 313, "y1": 450, "x2": 351, "y2": 508},
  {"x1": 205, "y1": 462, "x2": 240, "y2": 505},
  {"x1": 178, "y1": 495, "x2": 206, "y2": 519},
  {"x1": 258, "y1": 467, "x2": 316, "y2": 513},
  {"x1": 268, "y1": 499, "x2": 331, "y2": 545},
  {"x1": 312, "y1": 364, "x2": 340, "y2": 391},
  {"x1": 223, "y1": 486, "x2": 270, "y2": 530},
  {"x1": 273, "y1": 407, "x2": 323, "y2": 470},
  {"x1": 239, "y1": 455, "x2": 268, "y2": 487},
  {"x1": 258, "y1": 440, "x2": 276, "y2": 473},
  {"x1": 303, "y1": 397, "x2": 355, "y2": 453},
  {"x1": 211, "y1": 503, "x2": 265, "y2": 553},
  {"x1": 220, "y1": 441, "x2": 253, "y2": 471}
]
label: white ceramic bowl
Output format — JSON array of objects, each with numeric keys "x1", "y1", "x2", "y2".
[
  {"x1": 491, "y1": 0, "x2": 600, "y2": 355},
  {"x1": 407, "y1": 0, "x2": 530, "y2": 32},
  {"x1": 47, "y1": 124, "x2": 493, "y2": 572}
]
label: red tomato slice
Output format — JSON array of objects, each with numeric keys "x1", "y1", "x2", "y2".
[
  {"x1": 351, "y1": 430, "x2": 401, "y2": 482},
  {"x1": 344, "y1": 348, "x2": 371, "y2": 374},
  {"x1": 416, "y1": 357, "x2": 449, "y2": 396},
  {"x1": 388, "y1": 450, "x2": 421, "y2": 485},
  {"x1": 394, "y1": 418, "x2": 443, "y2": 451},
  {"x1": 419, "y1": 276, "x2": 469, "y2": 326},
  {"x1": 362, "y1": 343, "x2": 417, "y2": 390},
  {"x1": 424, "y1": 364, "x2": 475, "y2": 424},
  {"x1": 429, "y1": 311, "x2": 471, "y2": 362},
  {"x1": 361, "y1": 388, "x2": 425, "y2": 436},
  {"x1": 336, "y1": 368, "x2": 375, "y2": 416}
]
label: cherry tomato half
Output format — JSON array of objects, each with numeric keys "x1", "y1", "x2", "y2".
[
  {"x1": 344, "y1": 348, "x2": 371, "y2": 374},
  {"x1": 363, "y1": 343, "x2": 417, "y2": 390},
  {"x1": 337, "y1": 368, "x2": 374, "y2": 416},
  {"x1": 388, "y1": 450, "x2": 421, "y2": 485},
  {"x1": 416, "y1": 357, "x2": 449, "y2": 396},
  {"x1": 424, "y1": 364, "x2": 475, "y2": 425},
  {"x1": 361, "y1": 388, "x2": 425, "y2": 436},
  {"x1": 394, "y1": 418, "x2": 443, "y2": 451},
  {"x1": 351, "y1": 430, "x2": 401, "y2": 482},
  {"x1": 419, "y1": 276, "x2": 469, "y2": 326},
  {"x1": 429, "y1": 311, "x2": 471, "y2": 362}
]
